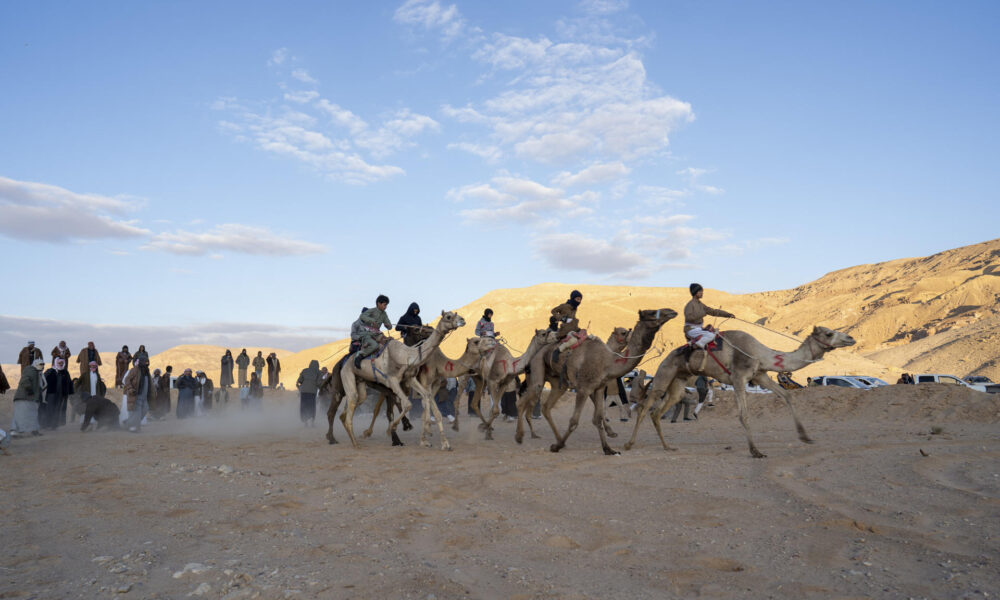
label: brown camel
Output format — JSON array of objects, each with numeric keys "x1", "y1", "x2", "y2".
[
  {"x1": 623, "y1": 326, "x2": 856, "y2": 457},
  {"x1": 340, "y1": 311, "x2": 466, "y2": 450},
  {"x1": 361, "y1": 336, "x2": 492, "y2": 444},
  {"x1": 600, "y1": 327, "x2": 631, "y2": 420},
  {"x1": 516, "y1": 308, "x2": 678, "y2": 455},
  {"x1": 468, "y1": 329, "x2": 559, "y2": 440},
  {"x1": 323, "y1": 325, "x2": 436, "y2": 447}
]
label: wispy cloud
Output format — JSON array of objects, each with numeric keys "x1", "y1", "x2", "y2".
[
  {"x1": 143, "y1": 224, "x2": 326, "y2": 257},
  {"x1": 0, "y1": 175, "x2": 149, "y2": 242},
  {"x1": 449, "y1": 175, "x2": 597, "y2": 224},
  {"x1": 534, "y1": 232, "x2": 649, "y2": 278},
  {"x1": 393, "y1": 0, "x2": 467, "y2": 40},
  {"x1": 552, "y1": 161, "x2": 630, "y2": 187},
  {"x1": 291, "y1": 68, "x2": 317, "y2": 84},
  {"x1": 268, "y1": 48, "x2": 289, "y2": 66}
]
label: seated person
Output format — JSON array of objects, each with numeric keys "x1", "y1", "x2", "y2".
[
  {"x1": 683, "y1": 283, "x2": 734, "y2": 349},
  {"x1": 355, "y1": 295, "x2": 393, "y2": 368}
]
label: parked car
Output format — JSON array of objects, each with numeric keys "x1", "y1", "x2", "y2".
[
  {"x1": 855, "y1": 376, "x2": 889, "y2": 388},
  {"x1": 718, "y1": 383, "x2": 772, "y2": 394},
  {"x1": 913, "y1": 374, "x2": 989, "y2": 393},
  {"x1": 963, "y1": 375, "x2": 1000, "y2": 393},
  {"x1": 811, "y1": 375, "x2": 871, "y2": 389}
]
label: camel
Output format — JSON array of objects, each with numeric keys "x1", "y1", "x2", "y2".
[
  {"x1": 340, "y1": 310, "x2": 466, "y2": 450},
  {"x1": 623, "y1": 326, "x2": 856, "y2": 458},
  {"x1": 468, "y1": 329, "x2": 560, "y2": 440},
  {"x1": 360, "y1": 336, "x2": 492, "y2": 443},
  {"x1": 322, "y1": 325, "x2": 436, "y2": 447},
  {"x1": 516, "y1": 308, "x2": 678, "y2": 455},
  {"x1": 600, "y1": 327, "x2": 631, "y2": 421}
]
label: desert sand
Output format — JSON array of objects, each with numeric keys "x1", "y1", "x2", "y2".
[{"x1": 2, "y1": 383, "x2": 998, "y2": 599}]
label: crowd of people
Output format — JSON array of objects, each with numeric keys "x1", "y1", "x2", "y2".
[{"x1": 3, "y1": 284, "x2": 738, "y2": 448}]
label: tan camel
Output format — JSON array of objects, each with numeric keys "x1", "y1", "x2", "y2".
[
  {"x1": 516, "y1": 308, "x2": 678, "y2": 455},
  {"x1": 340, "y1": 311, "x2": 466, "y2": 450},
  {"x1": 469, "y1": 329, "x2": 560, "y2": 440},
  {"x1": 600, "y1": 327, "x2": 631, "y2": 420},
  {"x1": 361, "y1": 336, "x2": 492, "y2": 444},
  {"x1": 323, "y1": 325, "x2": 436, "y2": 447},
  {"x1": 623, "y1": 326, "x2": 856, "y2": 457}
]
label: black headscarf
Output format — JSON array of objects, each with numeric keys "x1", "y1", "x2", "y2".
[
  {"x1": 689, "y1": 283, "x2": 703, "y2": 296},
  {"x1": 482, "y1": 308, "x2": 493, "y2": 321},
  {"x1": 396, "y1": 302, "x2": 422, "y2": 332},
  {"x1": 568, "y1": 290, "x2": 582, "y2": 309}
]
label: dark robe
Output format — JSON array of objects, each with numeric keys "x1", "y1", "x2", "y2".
[
  {"x1": 220, "y1": 354, "x2": 235, "y2": 387},
  {"x1": 81, "y1": 396, "x2": 120, "y2": 431},
  {"x1": 199, "y1": 378, "x2": 214, "y2": 411},
  {"x1": 175, "y1": 374, "x2": 198, "y2": 418},
  {"x1": 395, "y1": 302, "x2": 423, "y2": 346},
  {"x1": 153, "y1": 373, "x2": 172, "y2": 418},
  {"x1": 266, "y1": 356, "x2": 280, "y2": 389},
  {"x1": 0, "y1": 365, "x2": 9, "y2": 395},
  {"x1": 41, "y1": 367, "x2": 73, "y2": 429}
]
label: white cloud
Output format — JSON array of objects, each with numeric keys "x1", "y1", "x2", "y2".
[
  {"x1": 291, "y1": 68, "x2": 318, "y2": 84},
  {"x1": 552, "y1": 161, "x2": 630, "y2": 187},
  {"x1": 0, "y1": 175, "x2": 149, "y2": 242},
  {"x1": 637, "y1": 185, "x2": 689, "y2": 204},
  {"x1": 393, "y1": 0, "x2": 465, "y2": 39},
  {"x1": 578, "y1": 0, "x2": 629, "y2": 15},
  {"x1": 447, "y1": 142, "x2": 502, "y2": 162},
  {"x1": 451, "y1": 175, "x2": 597, "y2": 224},
  {"x1": 284, "y1": 90, "x2": 320, "y2": 104},
  {"x1": 268, "y1": 48, "x2": 289, "y2": 66},
  {"x1": 144, "y1": 224, "x2": 326, "y2": 256},
  {"x1": 534, "y1": 232, "x2": 649, "y2": 277}
]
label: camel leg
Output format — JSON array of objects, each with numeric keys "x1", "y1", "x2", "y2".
[
  {"x1": 325, "y1": 393, "x2": 343, "y2": 445},
  {"x1": 521, "y1": 391, "x2": 541, "y2": 439},
  {"x1": 623, "y1": 399, "x2": 651, "y2": 451},
  {"x1": 589, "y1": 390, "x2": 620, "y2": 455},
  {"x1": 385, "y1": 380, "x2": 413, "y2": 439},
  {"x1": 481, "y1": 382, "x2": 505, "y2": 441},
  {"x1": 339, "y1": 371, "x2": 362, "y2": 449},
  {"x1": 752, "y1": 372, "x2": 812, "y2": 445},
  {"x1": 413, "y1": 380, "x2": 451, "y2": 451},
  {"x1": 541, "y1": 379, "x2": 567, "y2": 448},
  {"x1": 649, "y1": 380, "x2": 687, "y2": 452},
  {"x1": 383, "y1": 392, "x2": 404, "y2": 446},
  {"x1": 362, "y1": 392, "x2": 384, "y2": 439},
  {"x1": 472, "y1": 383, "x2": 490, "y2": 431},
  {"x1": 733, "y1": 375, "x2": 765, "y2": 458},
  {"x1": 545, "y1": 390, "x2": 589, "y2": 452},
  {"x1": 514, "y1": 383, "x2": 535, "y2": 444}
]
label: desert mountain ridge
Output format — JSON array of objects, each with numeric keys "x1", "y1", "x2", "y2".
[{"x1": 3, "y1": 239, "x2": 998, "y2": 387}]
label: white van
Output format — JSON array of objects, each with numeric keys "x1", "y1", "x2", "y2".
[{"x1": 913, "y1": 374, "x2": 987, "y2": 392}]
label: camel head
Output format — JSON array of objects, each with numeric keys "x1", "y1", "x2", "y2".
[
  {"x1": 638, "y1": 308, "x2": 678, "y2": 326},
  {"x1": 535, "y1": 328, "x2": 560, "y2": 345},
  {"x1": 810, "y1": 326, "x2": 856, "y2": 350},
  {"x1": 610, "y1": 327, "x2": 630, "y2": 347},
  {"x1": 469, "y1": 336, "x2": 497, "y2": 353},
  {"x1": 437, "y1": 310, "x2": 467, "y2": 332},
  {"x1": 627, "y1": 369, "x2": 651, "y2": 405}
]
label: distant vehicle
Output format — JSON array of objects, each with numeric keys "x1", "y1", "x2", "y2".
[
  {"x1": 963, "y1": 375, "x2": 1000, "y2": 393},
  {"x1": 811, "y1": 375, "x2": 870, "y2": 389},
  {"x1": 718, "y1": 383, "x2": 773, "y2": 394},
  {"x1": 913, "y1": 374, "x2": 989, "y2": 393},
  {"x1": 854, "y1": 376, "x2": 889, "y2": 388}
]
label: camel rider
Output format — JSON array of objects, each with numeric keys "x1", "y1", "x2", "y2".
[
  {"x1": 550, "y1": 290, "x2": 583, "y2": 337},
  {"x1": 684, "y1": 283, "x2": 734, "y2": 349},
  {"x1": 355, "y1": 295, "x2": 393, "y2": 368},
  {"x1": 475, "y1": 308, "x2": 499, "y2": 338}
]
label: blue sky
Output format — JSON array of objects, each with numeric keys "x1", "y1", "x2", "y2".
[{"x1": 1, "y1": 0, "x2": 997, "y2": 356}]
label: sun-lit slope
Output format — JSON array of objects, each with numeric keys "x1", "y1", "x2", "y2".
[{"x1": 752, "y1": 238, "x2": 1000, "y2": 379}]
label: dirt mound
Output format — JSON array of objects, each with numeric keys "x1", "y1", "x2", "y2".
[{"x1": 706, "y1": 383, "x2": 1000, "y2": 423}]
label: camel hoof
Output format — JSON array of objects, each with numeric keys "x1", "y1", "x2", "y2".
[
  {"x1": 362, "y1": 430, "x2": 372, "y2": 439},
  {"x1": 750, "y1": 448, "x2": 766, "y2": 458},
  {"x1": 402, "y1": 417, "x2": 413, "y2": 431},
  {"x1": 665, "y1": 445, "x2": 678, "y2": 452},
  {"x1": 623, "y1": 442, "x2": 633, "y2": 451},
  {"x1": 420, "y1": 440, "x2": 432, "y2": 448},
  {"x1": 442, "y1": 443, "x2": 452, "y2": 451},
  {"x1": 531, "y1": 432, "x2": 541, "y2": 439},
  {"x1": 549, "y1": 444, "x2": 562, "y2": 453},
  {"x1": 452, "y1": 422, "x2": 459, "y2": 432},
  {"x1": 477, "y1": 422, "x2": 487, "y2": 432},
  {"x1": 607, "y1": 430, "x2": 618, "y2": 438},
  {"x1": 328, "y1": 438, "x2": 338, "y2": 445},
  {"x1": 515, "y1": 433, "x2": 523, "y2": 444},
  {"x1": 392, "y1": 439, "x2": 404, "y2": 447},
  {"x1": 485, "y1": 431, "x2": 494, "y2": 441},
  {"x1": 603, "y1": 447, "x2": 621, "y2": 456},
  {"x1": 801, "y1": 435, "x2": 814, "y2": 444}
]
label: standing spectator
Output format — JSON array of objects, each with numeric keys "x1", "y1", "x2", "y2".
[
  {"x1": 123, "y1": 357, "x2": 153, "y2": 432},
  {"x1": 0, "y1": 363, "x2": 10, "y2": 396},
  {"x1": 434, "y1": 377, "x2": 458, "y2": 423},
  {"x1": 266, "y1": 353, "x2": 281, "y2": 389},
  {"x1": 235, "y1": 349, "x2": 250, "y2": 386},
  {"x1": 220, "y1": 349, "x2": 235, "y2": 388},
  {"x1": 51, "y1": 340, "x2": 72, "y2": 363},
  {"x1": 475, "y1": 309, "x2": 498, "y2": 338},
  {"x1": 11, "y1": 357, "x2": 44, "y2": 436},
  {"x1": 73, "y1": 361, "x2": 106, "y2": 422},
  {"x1": 296, "y1": 360, "x2": 323, "y2": 427},
  {"x1": 693, "y1": 377, "x2": 715, "y2": 417},
  {"x1": 196, "y1": 371, "x2": 214, "y2": 413},
  {"x1": 17, "y1": 341, "x2": 43, "y2": 373},
  {"x1": 115, "y1": 345, "x2": 132, "y2": 388},
  {"x1": 395, "y1": 302, "x2": 423, "y2": 346},
  {"x1": 317, "y1": 367, "x2": 332, "y2": 415},
  {"x1": 463, "y1": 377, "x2": 476, "y2": 416},
  {"x1": 668, "y1": 380, "x2": 699, "y2": 422},
  {"x1": 175, "y1": 368, "x2": 198, "y2": 419},
  {"x1": 153, "y1": 365, "x2": 172, "y2": 418},
  {"x1": 500, "y1": 379, "x2": 518, "y2": 422},
  {"x1": 133, "y1": 344, "x2": 149, "y2": 364},
  {"x1": 76, "y1": 341, "x2": 101, "y2": 376},
  {"x1": 40, "y1": 357, "x2": 73, "y2": 429},
  {"x1": 252, "y1": 351, "x2": 266, "y2": 380},
  {"x1": 247, "y1": 372, "x2": 264, "y2": 410}
]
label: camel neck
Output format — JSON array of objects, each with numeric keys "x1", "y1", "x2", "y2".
[
  {"x1": 612, "y1": 321, "x2": 659, "y2": 376},
  {"x1": 771, "y1": 336, "x2": 825, "y2": 371}
]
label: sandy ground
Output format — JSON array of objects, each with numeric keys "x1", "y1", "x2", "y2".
[{"x1": 2, "y1": 385, "x2": 998, "y2": 600}]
